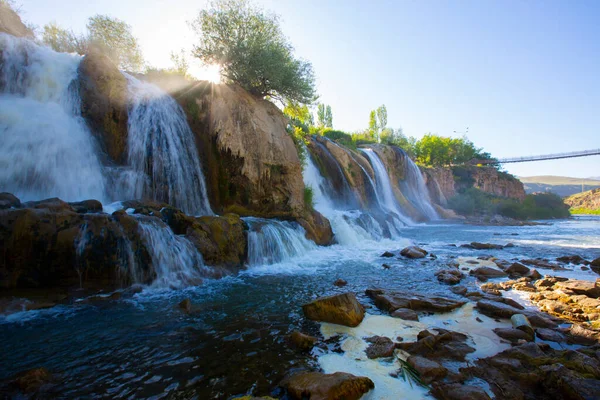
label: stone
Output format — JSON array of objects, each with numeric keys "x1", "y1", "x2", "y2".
[
  {"x1": 397, "y1": 328, "x2": 475, "y2": 361},
  {"x1": 467, "y1": 242, "x2": 504, "y2": 250},
  {"x1": 302, "y1": 293, "x2": 365, "y2": 327},
  {"x1": 400, "y1": 246, "x2": 427, "y2": 259},
  {"x1": 406, "y1": 356, "x2": 447, "y2": 384},
  {"x1": 178, "y1": 298, "x2": 192, "y2": 313},
  {"x1": 591, "y1": 257, "x2": 600, "y2": 267},
  {"x1": 504, "y1": 243, "x2": 515, "y2": 248},
  {"x1": 520, "y1": 258, "x2": 564, "y2": 270},
  {"x1": 289, "y1": 331, "x2": 318, "y2": 351},
  {"x1": 493, "y1": 328, "x2": 533, "y2": 344},
  {"x1": 390, "y1": 308, "x2": 419, "y2": 321},
  {"x1": 527, "y1": 268, "x2": 542, "y2": 280},
  {"x1": 0, "y1": 192, "x2": 20, "y2": 209},
  {"x1": 364, "y1": 336, "x2": 395, "y2": 359},
  {"x1": 557, "y1": 255, "x2": 589, "y2": 265},
  {"x1": 435, "y1": 269, "x2": 463, "y2": 285},
  {"x1": 450, "y1": 285, "x2": 468, "y2": 296},
  {"x1": 68, "y1": 200, "x2": 103, "y2": 214},
  {"x1": 381, "y1": 251, "x2": 395, "y2": 257},
  {"x1": 366, "y1": 289, "x2": 465, "y2": 313},
  {"x1": 535, "y1": 328, "x2": 566, "y2": 343},
  {"x1": 511, "y1": 314, "x2": 534, "y2": 337},
  {"x1": 506, "y1": 262, "x2": 530, "y2": 276},
  {"x1": 470, "y1": 266, "x2": 507, "y2": 278},
  {"x1": 0, "y1": 2, "x2": 34, "y2": 38},
  {"x1": 333, "y1": 279, "x2": 347, "y2": 287},
  {"x1": 554, "y1": 280, "x2": 600, "y2": 298},
  {"x1": 431, "y1": 383, "x2": 492, "y2": 400},
  {"x1": 281, "y1": 371, "x2": 374, "y2": 400},
  {"x1": 476, "y1": 299, "x2": 522, "y2": 319},
  {"x1": 10, "y1": 368, "x2": 52, "y2": 393}
]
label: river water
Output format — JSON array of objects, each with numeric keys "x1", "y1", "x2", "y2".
[{"x1": 1, "y1": 216, "x2": 598, "y2": 399}]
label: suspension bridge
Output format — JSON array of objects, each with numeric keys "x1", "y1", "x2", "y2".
[{"x1": 472, "y1": 148, "x2": 600, "y2": 165}]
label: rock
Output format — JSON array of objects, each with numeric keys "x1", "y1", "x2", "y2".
[
  {"x1": 333, "y1": 279, "x2": 347, "y2": 287},
  {"x1": 520, "y1": 258, "x2": 564, "y2": 270},
  {"x1": 435, "y1": 269, "x2": 463, "y2": 285},
  {"x1": 0, "y1": 192, "x2": 20, "y2": 209},
  {"x1": 476, "y1": 299, "x2": 522, "y2": 319},
  {"x1": 591, "y1": 257, "x2": 600, "y2": 267},
  {"x1": 302, "y1": 293, "x2": 365, "y2": 327},
  {"x1": 364, "y1": 336, "x2": 395, "y2": 359},
  {"x1": 296, "y1": 209, "x2": 334, "y2": 246},
  {"x1": 400, "y1": 246, "x2": 427, "y2": 259},
  {"x1": 366, "y1": 289, "x2": 465, "y2": 313},
  {"x1": 450, "y1": 285, "x2": 468, "y2": 296},
  {"x1": 466, "y1": 242, "x2": 504, "y2": 250},
  {"x1": 78, "y1": 49, "x2": 129, "y2": 164},
  {"x1": 178, "y1": 298, "x2": 192, "y2": 313},
  {"x1": 506, "y1": 262, "x2": 530, "y2": 276},
  {"x1": 68, "y1": 200, "x2": 103, "y2": 214},
  {"x1": 281, "y1": 371, "x2": 374, "y2": 400},
  {"x1": 397, "y1": 328, "x2": 475, "y2": 361},
  {"x1": 381, "y1": 251, "x2": 395, "y2": 257},
  {"x1": 541, "y1": 363, "x2": 600, "y2": 400},
  {"x1": 289, "y1": 331, "x2": 318, "y2": 351},
  {"x1": 390, "y1": 308, "x2": 419, "y2": 321},
  {"x1": 10, "y1": 367, "x2": 52, "y2": 393},
  {"x1": 527, "y1": 268, "x2": 542, "y2": 280},
  {"x1": 511, "y1": 314, "x2": 534, "y2": 337},
  {"x1": 430, "y1": 382, "x2": 492, "y2": 400},
  {"x1": 470, "y1": 266, "x2": 507, "y2": 279},
  {"x1": 382, "y1": 264, "x2": 391, "y2": 269},
  {"x1": 554, "y1": 280, "x2": 600, "y2": 298},
  {"x1": 504, "y1": 242, "x2": 515, "y2": 248},
  {"x1": 557, "y1": 255, "x2": 589, "y2": 265},
  {"x1": 493, "y1": 328, "x2": 533, "y2": 344},
  {"x1": 23, "y1": 198, "x2": 75, "y2": 212},
  {"x1": 535, "y1": 328, "x2": 566, "y2": 343},
  {"x1": 0, "y1": 2, "x2": 34, "y2": 38},
  {"x1": 406, "y1": 355, "x2": 447, "y2": 384}
]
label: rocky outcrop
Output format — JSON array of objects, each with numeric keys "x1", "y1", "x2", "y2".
[
  {"x1": 176, "y1": 83, "x2": 333, "y2": 245},
  {"x1": 302, "y1": 292, "x2": 365, "y2": 327},
  {"x1": 78, "y1": 49, "x2": 129, "y2": 164},
  {"x1": 281, "y1": 372, "x2": 374, "y2": 400},
  {"x1": 366, "y1": 289, "x2": 465, "y2": 313},
  {"x1": 565, "y1": 188, "x2": 600, "y2": 211},
  {"x1": 0, "y1": 3, "x2": 34, "y2": 38}
]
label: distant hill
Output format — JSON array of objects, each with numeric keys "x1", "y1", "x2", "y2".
[
  {"x1": 565, "y1": 188, "x2": 600, "y2": 212},
  {"x1": 519, "y1": 175, "x2": 600, "y2": 197}
]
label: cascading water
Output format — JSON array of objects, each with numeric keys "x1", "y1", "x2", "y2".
[
  {"x1": 397, "y1": 149, "x2": 439, "y2": 220},
  {"x1": 360, "y1": 148, "x2": 413, "y2": 225},
  {"x1": 118, "y1": 74, "x2": 212, "y2": 216},
  {"x1": 0, "y1": 33, "x2": 106, "y2": 202},
  {"x1": 136, "y1": 217, "x2": 207, "y2": 288},
  {"x1": 244, "y1": 217, "x2": 317, "y2": 266}
]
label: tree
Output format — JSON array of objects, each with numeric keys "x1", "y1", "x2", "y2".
[
  {"x1": 325, "y1": 105, "x2": 333, "y2": 128},
  {"x1": 191, "y1": 0, "x2": 316, "y2": 103},
  {"x1": 317, "y1": 103, "x2": 326, "y2": 127},
  {"x1": 376, "y1": 104, "x2": 387, "y2": 133},
  {"x1": 87, "y1": 15, "x2": 144, "y2": 71},
  {"x1": 170, "y1": 49, "x2": 190, "y2": 77},
  {"x1": 284, "y1": 101, "x2": 312, "y2": 126},
  {"x1": 42, "y1": 22, "x2": 88, "y2": 54},
  {"x1": 368, "y1": 110, "x2": 378, "y2": 139}
]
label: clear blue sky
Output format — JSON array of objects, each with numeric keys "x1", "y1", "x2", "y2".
[{"x1": 18, "y1": 0, "x2": 600, "y2": 178}]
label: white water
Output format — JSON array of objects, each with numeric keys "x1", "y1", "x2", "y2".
[
  {"x1": 137, "y1": 218, "x2": 206, "y2": 288},
  {"x1": 402, "y1": 155, "x2": 439, "y2": 220},
  {"x1": 360, "y1": 148, "x2": 412, "y2": 225},
  {"x1": 120, "y1": 75, "x2": 212, "y2": 216},
  {"x1": 244, "y1": 217, "x2": 318, "y2": 266},
  {"x1": 0, "y1": 33, "x2": 106, "y2": 202}
]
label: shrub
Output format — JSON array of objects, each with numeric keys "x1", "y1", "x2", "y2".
[{"x1": 304, "y1": 186, "x2": 314, "y2": 209}]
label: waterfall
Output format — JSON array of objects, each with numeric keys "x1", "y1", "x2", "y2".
[
  {"x1": 360, "y1": 148, "x2": 412, "y2": 225},
  {"x1": 244, "y1": 217, "x2": 317, "y2": 266},
  {"x1": 0, "y1": 33, "x2": 106, "y2": 202},
  {"x1": 136, "y1": 217, "x2": 207, "y2": 288},
  {"x1": 118, "y1": 74, "x2": 212, "y2": 216},
  {"x1": 395, "y1": 148, "x2": 439, "y2": 220}
]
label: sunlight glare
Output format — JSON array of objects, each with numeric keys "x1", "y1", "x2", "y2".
[{"x1": 188, "y1": 62, "x2": 222, "y2": 84}]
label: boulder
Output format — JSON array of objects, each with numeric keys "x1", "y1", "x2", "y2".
[
  {"x1": 435, "y1": 269, "x2": 463, "y2": 285},
  {"x1": 289, "y1": 331, "x2": 318, "y2": 351},
  {"x1": 493, "y1": 328, "x2": 533, "y2": 344},
  {"x1": 78, "y1": 50, "x2": 129, "y2": 164},
  {"x1": 23, "y1": 198, "x2": 75, "y2": 212},
  {"x1": 476, "y1": 299, "x2": 522, "y2": 319},
  {"x1": 178, "y1": 298, "x2": 192, "y2": 313},
  {"x1": 333, "y1": 279, "x2": 347, "y2": 287},
  {"x1": 521, "y1": 258, "x2": 565, "y2": 270},
  {"x1": 365, "y1": 336, "x2": 395, "y2": 359},
  {"x1": 381, "y1": 251, "x2": 395, "y2": 257},
  {"x1": 406, "y1": 356, "x2": 447, "y2": 384},
  {"x1": 464, "y1": 242, "x2": 504, "y2": 250},
  {"x1": 9, "y1": 367, "x2": 52, "y2": 393},
  {"x1": 390, "y1": 308, "x2": 419, "y2": 321},
  {"x1": 68, "y1": 199, "x2": 103, "y2": 214},
  {"x1": 556, "y1": 255, "x2": 589, "y2": 265},
  {"x1": 397, "y1": 328, "x2": 475, "y2": 361},
  {"x1": 366, "y1": 289, "x2": 465, "y2": 313},
  {"x1": 506, "y1": 262, "x2": 530, "y2": 277},
  {"x1": 400, "y1": 246, "x2": 427, "y2": 259},
  {"x1": 302, "y1": 293, "x2": 365, "y2": 327},
  {"x1": 0, "y1": 192, "x2": 20, "y2": 209},
  {"x1": 554, "y1": 280, "x2": 600, "y2": 298},
  {"x1": 470, "y1": 267, "x2": 507, "y2": 279},
  {"x1": 431, "y1": 383, "x2": 492, "y2": 400},
  {"x1": 535, "y1": 328, "x2": 566, "y2": 343},
  {"x1": 281, "y1": 371, "x2": 374, "y2": 400}
]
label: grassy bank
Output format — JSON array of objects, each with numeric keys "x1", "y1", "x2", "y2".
[{"x1": 569, "y1": 208, "x2": 600, "y2": 215}]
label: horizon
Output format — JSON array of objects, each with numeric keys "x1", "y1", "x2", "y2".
[{"x1": 16, "y1": 0, "x2": 600, "y2": 178}]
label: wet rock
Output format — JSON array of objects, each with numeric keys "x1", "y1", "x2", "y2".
[
  {"x1": 381, "y1": 251, "x2": 395, "y2": 257},
  {"x1": 511, "y1": 314, "x2": 534, "y2": 337},
  {"x1": 400, "y1": 246, "x2": 427, "y2": 259},
  {"x1": 390, "y1": 308, "x2": 419, "y2": 321},
  {"x1": 450, "y1": 285, "x2": 468, "y2": 296},
  {"x1": 10, "y1": 367, "x2": 52, "y2": 393},
  {"x1": 527, "y1": 268, "x2": 542, "y2": 280},
  {"x1": 504, "y1": 242, "x2": 515, "y2": 248},
  {"x1": 521, "y1": 258, "x2": 565, "y2": 270},
  {"x1": 541, "y1": 363, "x2": 600, "y2": 400},
  {"x1": 281, "y1": 371, "x2": 374, "y2": 400},
  {"x1": 406, "y1": 355, "x2": 447, "y2": 384},
  {"x1": 493, "y1": 328, "x2": 533, "y2": 344},
  {"x1": 366, "y1": 289, "x2": 465, "y2": 313},
  {"x1": 68, "y1": 199, "x2": 103, "y2": 214},
  {"x1": 470, "y1": 266, "x2": 507, "y2": 279},
  {"x1": 333, "y1": 279, "x2": 347, "y2": 287},
  {"x1": 535, "y1": 328, "x2": 566, "y2": 343},
  {"x1": 178, "y1": 298, "x2": 192, "y2": 313},
  {"x1": 302, "y1": 293, "x2": 365, "y2": 327},
  {"x1": 430, "y1": 382, "x2": 492, "y2": 400},
  {"x1": 505, "y1": 262, "x2": 530, "y2": 277},
  {"x1": 382, "y1": 264, "x2": 391, "y2": 270},
  {"x1": 435, "y1": 269, "x2": 463, "y2": 285},
  {"x1": 567, "y1": 324, "x2": 600, "y2": 344},
  {"x1": 554, "y1": 280, "x2": 600, "y2": 298},
  {"x1": 463, "y1": 242, "x2": 504, "y2": 250},
  {"x1": 476, "y1": 299, "x2": 522, "y2": 319},
  {"x1": 397, "y1": 328, "x2": 475, "y2": 361},
  {"x1": 365, "y1": 336, "x2": 395, "y2": 359},
  {"x1": 289, "y1": 331, "x2": 318, "y2": 351},
  {"x1": 592, "y1": 257, "x2": 600, "y2": 267},
  {"x1": 23, "y1": 198, "x2": 75, "y2": 212},
  {"x1": 0, "y1": 192, "x2": 20, "y2": 209},
  {"x1": 557, "y1": 255, "x2": 589, "y2": 265}
]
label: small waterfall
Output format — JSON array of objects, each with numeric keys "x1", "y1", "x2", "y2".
[
  {"x1": 360, "y1": 148, "x2": 412, "y2": 225},
  {"x1": 396, "y1": 148, "x2": 439, "y2": 220},
  {"x1": 136, "y1": 217, "x2": 206, "y2": 288},
  {"x1": 119, "y1": 74, "x2": 212, "y2": 216},
  {"x1": 244, "y1": 217, "x2": 317, "y2": 266},
  {"x1": 0, "y1": 33, "x2": 106, "y2": 202}
]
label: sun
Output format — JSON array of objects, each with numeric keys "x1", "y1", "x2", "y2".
[{"x1": 188, "y1": 63, "x2": 222, "y2": 84}]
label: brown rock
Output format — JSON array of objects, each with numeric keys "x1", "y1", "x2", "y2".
[
  {"x1": 68, "y1": 199, "x2": 103, "y2": 214},
  {"x1": 476, "y1": 299, "x2": 522, "y2": 318},
  {"x1": 302, "y1": 293, "x2": 365, "y2": 327},
  {"x1": 435, "y1": 269, "x2": 463, "y2": 285},
  {"x1": 0, "y1": 3, "x2": 34, "y2": 38},
  {"x1": 470, "y1": 266, "x2": 507, "y2": 278},
  {"x1": 10, "y1": 368, "x2": 52, "y2": 392},
  {"x1": 557, "y1": 255, "x2": 589, "y2": 265},
  {"x1": 467, "y1": 242, "x2": 504, "y2": 250},
  {"x1": 397, "y1": 328, "x2": 475, "y2": 361},
  {"x1": 390, "y1": 308, "x2": 419, "y2": 321},
  {"x1": 178, "y1": 298, "x2": 192, "y2": 313},
  {"x1": 535, "y1": 328, "x2": 566, "y2": 343},
  {"x1": 365, "y1": 336, "x2": 395, "y2": 359},
  {"x1": 281, "y1": 371, "x2": 374, "y2": 400},
  {"x1": 431, "y1": 382, "x2": 492, "y2": 400},
  {"x1": 406, "y1": 355, "x2": 447, "y2": 384},
  {"x1": 554, "y1": 280, "x2": 600, "y2": 298},
  {"x1": 0, "y1": 192, "x2": 20, "y2": 209},
  {"x1": 400, "y1": 246, "x2": 427, "y2": 259},
  {"x1": 527, "y1": 268, "x2": 542, "y2": 280},
  {"x1": 333, "y1": 279, "x2": 347, "y2": 287},
  {"x1": 366, "y1": 289, "x2": 465, "y2": 313},
  {"x1": 493, "y1": 328, "x2": 534, "y2": 344},
  {"x1": 289, "y1": 331, "x2": 318, "y2": 351},
  {"x1": 506, "y1": 262, "x2": 530, "y2": 276},
  {"x1": 381, "y1": 251, "x2": 395, "y2": 257}
]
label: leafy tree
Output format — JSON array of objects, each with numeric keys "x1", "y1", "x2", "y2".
[
  {"x1": 284, "y1": 101, "x2": 312, "y2": 126},
  {"x1": 87, "y1": 15, "x2": 144, "y2": 71},
  {"x1": 317, "y1": 103, "x2": 326, "y2": 127},
  {"x1": 169, "y1": 49, "x2": 190, "y2": 77},
  {"x1": 368, "y1": 110, "x2": 378, "y2": 139},
  {"x1": 376, "y1": 104, "x2": 387, "y2": 133},
  {"x1": 191, "y1": 0, "x2": 316, "y2": 103},
  {"x1": 42, "y1": 22, "x2": 88, "y2": 54},
  {"x1": 325, "y1": 105, "x2": 333, "y2": 128}
]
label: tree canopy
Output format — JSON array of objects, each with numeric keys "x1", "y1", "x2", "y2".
[{"x1": 191, "y1": 0, "x2": 316, "y2": 103}]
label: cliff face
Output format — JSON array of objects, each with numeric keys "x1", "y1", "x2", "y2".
[
  {"x1": 0, "y1": 4, "x2": 34, "y2": 38},
  {"x1": 565, "y1": 188, "x2": 600, "y2": 210},
  {"x1": 424, "y1": 166, "x2": 526, "y2": 202}
]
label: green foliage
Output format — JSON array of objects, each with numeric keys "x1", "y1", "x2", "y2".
[
  {"x1": 380, "y1": 127, "x2": 416, "y2": 156},
  {"x1": 376, "y1": 104, "x2": 387, "y2": 134},
  {"x1": 368, "y1": 110, "x2": 378, "y2": 139},
  {"x1": 191, "y1": 0, "x2": 316, "y2": 103},
  {"x1": 448, "y1": 189, "x2": 571, "y2": 220},
  {"x1": 42, "y1": 22, "x2": 88, "y2": 54},
  {"x1": 322, "y1": 129, "x2": 354, "y2": 148},
  {"x1": 570, "y1": 208, "x2": 600, "y2": 215},
  {"x1": 287, "y1": 124, "x2": 308, "y2": 166},
  {"x1": 304, "y1": 186, "x2": 314, "y2": 209},
  {"x1": 284, "y1": 101, "x2": 312, "y2": 126},
  {"x1": 412, "y1": 134, "x2": 496, "y2": 167},
  {"x1": 316, "y1": 103, "x2": 332, "y2": 128}
]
